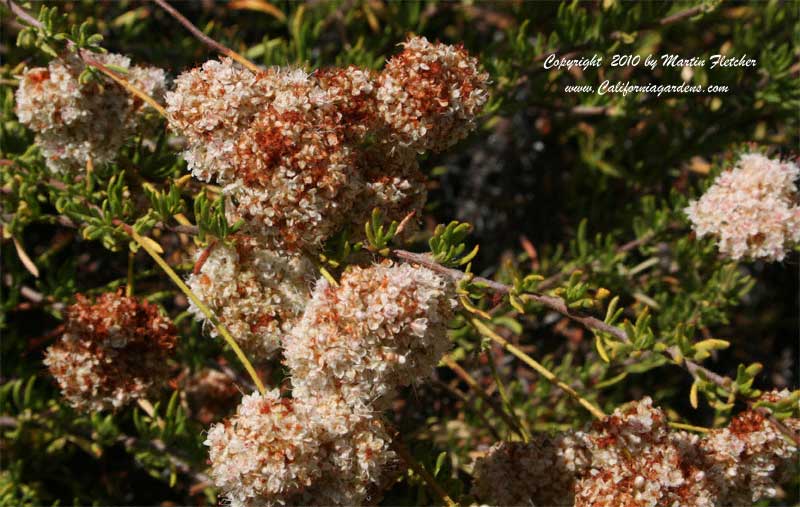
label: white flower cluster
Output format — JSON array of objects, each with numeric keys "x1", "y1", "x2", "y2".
[
  {"x1": 285, "y1": 261, "x2": 456, "y2": 408},
  {"x1": 166, "y1": 36, "x2": 489, "y2": 253},
  {"x1": 206, "y1": 262, "x2": 455, "y2": 506},
  {"x1": 204, "y1": 390, "x2": 394, "y2": 507},
  {"x1": 15, "y1": 52, "x2": 166, "y2": 173},
  {"x1": 186, "y1": 236, "x2": 314, "y2": 359},
  {"x1": 685, "y1": 153, "x2": 800, "y2": 261},
  {"x1": 473, "y1": 396, "x2": 799, "y2": 507},
  {"x1": 44, "y1": 291, "x2": 177, "y2": 411}
]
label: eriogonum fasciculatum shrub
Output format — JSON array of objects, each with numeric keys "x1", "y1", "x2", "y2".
[{"x1": 4, "y1": 2, "x2": 799, "y2": 507}]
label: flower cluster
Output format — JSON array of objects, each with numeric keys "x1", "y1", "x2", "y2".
[
  {"x1": 188, "y1": 36, "x2": 476, "y2": 506},
  {"x1": 44, "y1": 291, "x2": 177, "y2": 411},
  {"x1": 473, "y1": 396, "x2": 799, "y2": 507},
  {"x1": 471, "y1": 433, "x2": 589, "y2": 506},
  {"x1": 685, "y1": 153, "x2": 800, "y2": 261},
  {"x1": 699, "y1": 406, "x2": 800, "y2": 504},
  {"x1": 186, "y1": 236, "x2": 314, "y2": 359},
  {"x1": 204, "y1": 390, "x2": 394, "y2": 507},
  {"x1": 284, "y1": 261, "x2": 455, "y2": 408},
  {"x1": 16, "y1": 52, "x2": 166, "y2": 173},
  {"x1": 206, "y1": 261, "x2": 454, "y2": 505},
  {"x1": 166, "y1": 36, "x2": 489, "y2": 252}
]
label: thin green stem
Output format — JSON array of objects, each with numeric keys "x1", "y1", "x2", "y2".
[
  {"x1": 471, "y1": 318, "x2": 606, "y2": 420},
  {"x1": 118, "y1": 223, "x2": 265, "y2": 394},
  {"x1": 82, "y1": 55, "x2": 167, "y2": 118},
  {"x1": 668, "y1": 421, "x2": 710, "y2": 433},
  {"x1": 485, "y1": 348, "x2": 531, "y2": 442},
  {"x1": 126, "y1": 250, "x2": 135, "y2": 297}
]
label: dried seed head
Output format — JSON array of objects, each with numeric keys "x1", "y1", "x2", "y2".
[
  {"x1": 685, "y1": 153, "x2": 800, "y2": 261},
  {"x1": 285, "y1": 261, "x2": 455, "y2": 408},
  {"x1": 44, "y1": 291, "x2": 177, "y2": 411},
  {"x1": 16, "y1": 53, "x2": 166, "y2": 173},
  {"x1": 186, "y1": 236, "x2": 314, "y2": 359},
  {"x1": 377, "y1": 36, "x2": 490, "y2": 152}
]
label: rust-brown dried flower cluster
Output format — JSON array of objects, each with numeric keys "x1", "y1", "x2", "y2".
[
  {"x1": 473, "y1": 396, "x2": 799, "y2": 507},
  {"x1": 166, "y1": 36, "x2": 490, "y2": 253},
  {"x1": 44, "y1": 291, "x2": 177, "y2": 411}
]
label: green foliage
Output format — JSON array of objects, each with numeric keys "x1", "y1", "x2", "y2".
[
  {"x1": 192, "y1": 192, "x2": 241, "y2": 244},
  {"x1": 1, "y1": 0, "x2": 797, "y2": 505},
  {"x1": 428, "y1": 221, "x2": 479, "y2": 267},
  {"x1": 364, "y1": 208, "x2": 398, "y2": 256}
]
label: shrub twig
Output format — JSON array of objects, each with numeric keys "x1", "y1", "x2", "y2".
[{"x1": 151, "y1": 0, "x2": 261, "y2": 73}]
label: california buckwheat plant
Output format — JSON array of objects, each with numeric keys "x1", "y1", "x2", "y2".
[{"x1": 2, "y1": 2, "x2": 798, "y2": 506}]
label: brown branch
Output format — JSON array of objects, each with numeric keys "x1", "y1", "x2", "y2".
[
  {"x1": 151, "y1": 0, "x2": 260, "y2": 73},
  {"x1": 393, "y1": 249, "x2": 800, "y2": 445},
  {"x1": 0, "y1": 0, "x2": 42, "y2": 29},
  {"x1": 390, "y1": 436, "x2": 457, "y2": 507},
  {"x1": 2, "y1": 211, "x2": 198, "y2": 236}
]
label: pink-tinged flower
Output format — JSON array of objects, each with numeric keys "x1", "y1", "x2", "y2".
[
  {"x1": 377, "y1": 36, "x2": 490, "y2": 152},
  {"x1": 685, "y1": 153, "x2": 800, "y2": 261},
  {"x1": 166, "y1": 38, "x2": 489, "y2": 252},
  {"x1": 473, "y1": 397, "x2": 799, "y2": 507},
  {"x1": 205, "y1": 390, "x2": 394, "y2": 507},
  {"x1": 285, "y1": 261, "x2": 455, "y2": 408},
  {"x1": 186, "y1": 235, "x2": 314, "y2": 359}
]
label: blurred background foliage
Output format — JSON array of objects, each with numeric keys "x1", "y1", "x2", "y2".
[{"x1": 0, "y1": 1, "x2": 797, "y2": 505}]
